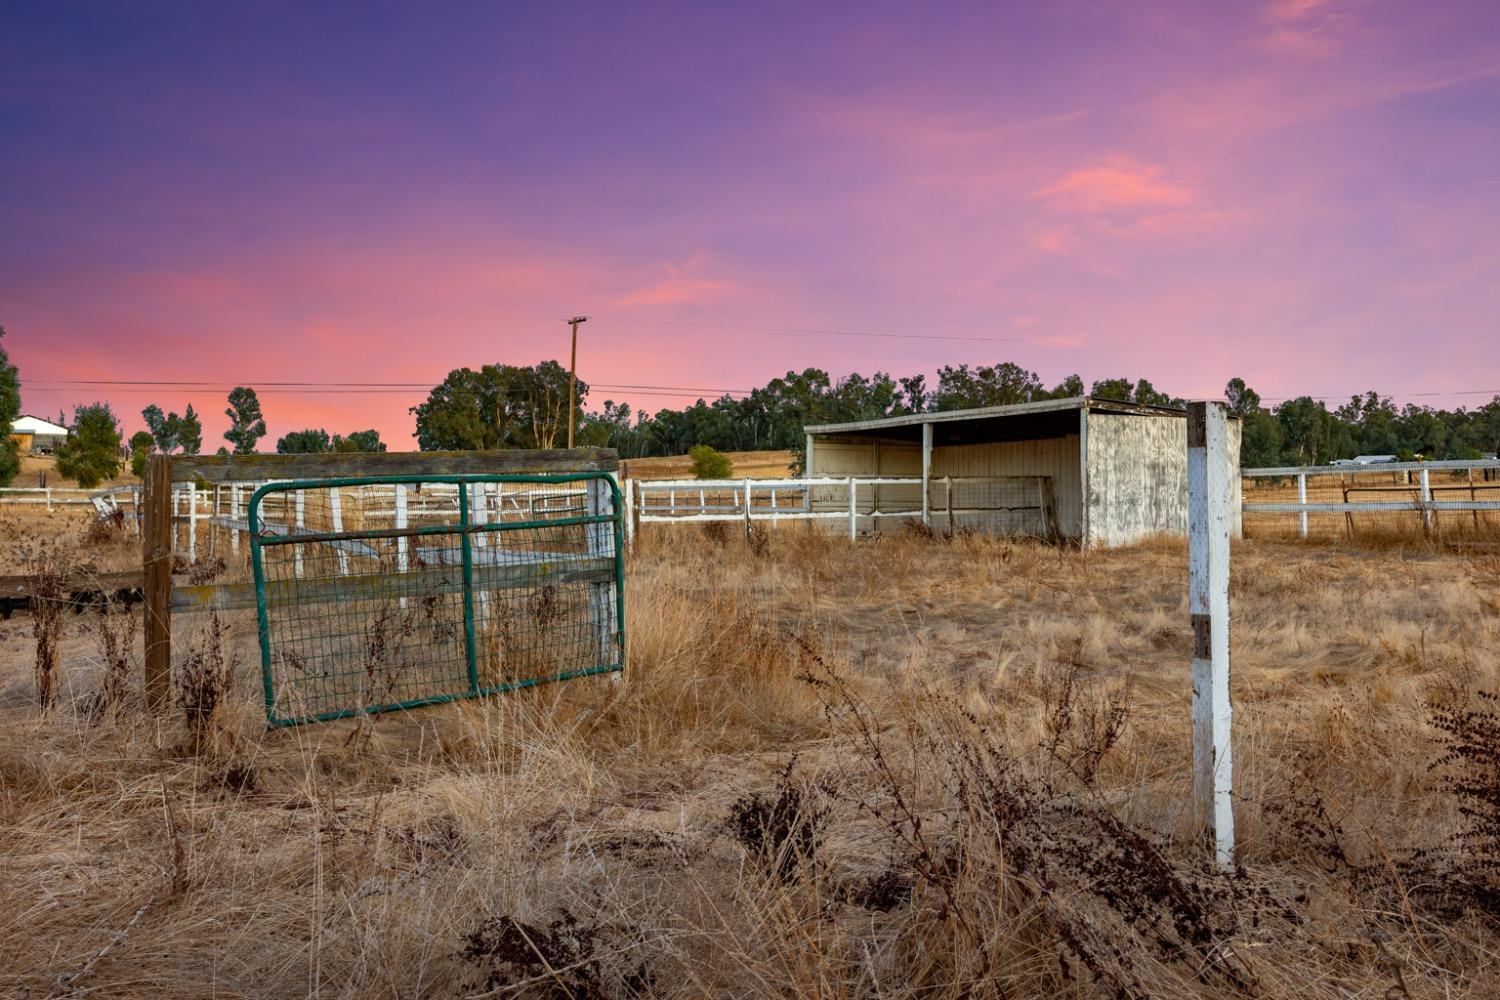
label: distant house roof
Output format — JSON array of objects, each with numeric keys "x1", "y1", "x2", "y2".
[
  {"x1": 13, "y1": 415, "x2": 69, "y2": 436},
  {"x1": 1351, "y1": 455, "x2": 1397, "y2": 464}
]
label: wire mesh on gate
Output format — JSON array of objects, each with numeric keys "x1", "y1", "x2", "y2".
[{"x1": 248, "y1": 473, "x2": 623, "y2": 726}]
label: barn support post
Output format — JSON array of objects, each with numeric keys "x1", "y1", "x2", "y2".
[
  {"x1": 143, "y1": 454, "x2": 173, "y2": 713},
  {"x1": 330, "y1": 487, "x2": 350, "y2": 575},
  {"x1": 921, "y1": 421, "x2": 933, "y2": 527},
  {"x1": 1188, "y1": 401, "x2": 1234, "y2": 871},
  {"x1": 805, "y1": 433, "x2": 815, "y2": 477},
  {"x1": 1297, "y1": 473, "x2": 1308, "y2": 539}
]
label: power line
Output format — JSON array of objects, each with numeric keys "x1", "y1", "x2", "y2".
[{"x1": 620, "y1": 318, "x2": 1024, "y2": 343}]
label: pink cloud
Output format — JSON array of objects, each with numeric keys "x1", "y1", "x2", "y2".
[
  {"x1": 1034, "y1": 157, "x2": 1197, "y2": 214},
  {"x1": 619, "y1": 253, "x2": 734, "y2": 306}
]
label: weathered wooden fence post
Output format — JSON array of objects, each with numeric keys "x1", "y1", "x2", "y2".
[
  {"x1": 1188, "y1": 401, "x2": 1234, "y2": 871},
  {"x1": 743, "y1": 477, "x2": 753, "y2": 539},
  {"x1": 143, "y1": 454, "x2": 173, "y2": 713}
]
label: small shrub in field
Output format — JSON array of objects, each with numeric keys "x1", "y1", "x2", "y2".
[
  {"x1": 93, "y1": 598, "x2": 136, "y2": 716},
  {"x1": 177, "y1": 611, "x2": 234, "y2": 747},
  {"x1": 17, "y1": 539, "x2": 70, "y2": 711},
  {"x1": 462, "y1": 908, "x2": 652, "y2": 997},
  {"x1": 1430, "y1": 692, "x2": 1500, "y2": 912},
  {"x1": 688, "y1": 444, "x2": 732, "y2": 479},
  {"x1": 726, "y1": 760, "x2": 826, "y2": 881}
]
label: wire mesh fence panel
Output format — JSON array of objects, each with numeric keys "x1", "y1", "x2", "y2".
[{"x1": 248, "y1": 473, "x2": 623, "y2": 726}]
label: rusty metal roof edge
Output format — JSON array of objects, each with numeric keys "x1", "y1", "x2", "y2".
[{"x1": 805, "y1": 395, "x2": 1212, "y2": 436}]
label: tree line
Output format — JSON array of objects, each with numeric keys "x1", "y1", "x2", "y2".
[
  {"x1": 411, "y1": 360, "x2": 1500, "y2": 471},
  {"x1": 3, "y1": 336, "x2": 1498, "y2": 489}
]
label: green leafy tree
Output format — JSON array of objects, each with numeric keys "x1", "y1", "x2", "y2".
[
  {"x1": 129, "y1": 430, "x2": 155, "y2": 478},
  {"x1": 412, "y1": 362, "x2": 581, "y2": 451},
  {"x1": 55, "y1": 403, "x2": 121, "y2": 488},
  {"x1": 934, "y1": 362, "x2": 1045, "y2": 410},
  {"x1": 0, "y1": 326, "x2": 20, "y2": 485},
  {"x1": 1225, "y1": 379, "x2": 1282, "y2": 467},
  {"x1": 143, "y1": 403, "x2": 204, "y2": 454},
  {"x1": 332, "y1": 429, "x2": 385, "y2": 452},
  {"x1": 689, "y1": 444, "x2": 733, "y2": 479},
  {"x1": 178, "y1": 404, "x2": 202, "y2": 454},
  {"x1": 1049, "y1": 373, "x2": 1086, "y2": 398},
  {"x1": 277, "y1": 428, "x2": 331, "y2": 454},
  {"x1": 1090, "y1": 377, "x2": 1134, "y2": 402},
  {"x1": 224, "y1": 386, "x2": 266, "y2": 454}
]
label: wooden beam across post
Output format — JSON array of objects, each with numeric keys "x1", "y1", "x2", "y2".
[
  {"x1": 1188, "y1": 401, "x2": 1234, "y2": 871},
  {"x1": 143, "y1": 454, "x2": 173, "y2": 712}
]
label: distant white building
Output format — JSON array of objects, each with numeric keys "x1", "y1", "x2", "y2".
[
  {"x1": 1331, "y1": 454, "x2": 1397, "y2": 467},
  {"x1": 11, "y1": 415, "x2": 69, "y2": 453}
]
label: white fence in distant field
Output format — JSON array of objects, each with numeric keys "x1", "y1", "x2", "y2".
[
  {"x1": 1241, "y1": 458, "x2": 1500, "y2": 540},
  {"x1": 623, "y1": 475, "x2": 1057, "y2": 546}
]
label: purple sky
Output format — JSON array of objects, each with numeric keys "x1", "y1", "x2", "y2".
[{"x1": 3, "y1": 1, "x2": 1498, "y2": 446}]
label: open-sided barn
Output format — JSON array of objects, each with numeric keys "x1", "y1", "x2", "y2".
[{"x1": 804, "y1": 396, "x2": 1241, "y2": 548}]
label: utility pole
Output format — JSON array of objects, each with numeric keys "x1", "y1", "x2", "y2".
[{"x1": 566, "y1": 316, "x2": 588, "y2": 449}]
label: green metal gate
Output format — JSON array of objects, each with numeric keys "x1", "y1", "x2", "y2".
[{"x1": 248, "y1": 472, "x2": 624, "y2": 726}]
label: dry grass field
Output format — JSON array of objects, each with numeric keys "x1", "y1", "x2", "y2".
[{"x1": 3, "y1": 512, "x2": 1500, "y2": 998}]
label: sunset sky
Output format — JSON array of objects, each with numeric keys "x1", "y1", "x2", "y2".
[{"x1": 3, "y1": 1, "x2": 1498, "y2": 447}]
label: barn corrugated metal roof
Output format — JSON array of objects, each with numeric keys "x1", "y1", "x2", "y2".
[{"x1": 804, "y1": 395, "x2": 1194, "y2": 436}]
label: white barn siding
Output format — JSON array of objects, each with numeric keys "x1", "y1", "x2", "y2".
[{"x1": 1084, "y1": 413, "x2": 1242, "y2": 547}]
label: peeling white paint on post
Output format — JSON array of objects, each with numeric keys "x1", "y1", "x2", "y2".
[
  {"x1": 1188, "y1": 401, "x2": 1235, "y2": 871},
  {"x1": 1297, "y1": 473, "x2": 1308, "y2": 539},
  {"x1": 921, "y1": 421, "x2": 933, "y2": 527}
]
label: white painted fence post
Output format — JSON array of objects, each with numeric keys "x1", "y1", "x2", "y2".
[
  {"x1": 1188, "y1": 401, "x2": 1235, "y2": 871},
  {"x1": 330, "y1": 487, "x2": 349, "y2": 576},
  {"x1": 1297, "y1": 473, "x2": 1308, "y2": 539},
  {"x1": 394, "y1": 484, "x2": 409, "y2": 606},
  {"x1": 1419, "y1": 466, "x2": 1433, "y2": 535},
  {"x1": 187, "y1": 484, "x2": 198, "y2": 561},
  {"x1": 743, "y1": 478, "x2": 753, "y2": 539},
  {"x1": 621, "y1": 475, "x2": 634, "y2": 549},
  {"x1": 586, "y1": 477, "x2": 620, "y2": 680},
  {"x1": 848, "y1": 477, "x2": 858, "y2": 540},
  {"x1": 294, "y1": 490, "x2": 306, "y2": 578},
  {"x1": 231, "y1": 486, "x2": 242, "y2": 556}
]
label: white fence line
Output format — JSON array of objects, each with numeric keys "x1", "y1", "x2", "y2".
[{"x1": 628, "y1": 475, "x2": 1053, "y2": 546}]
